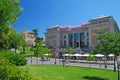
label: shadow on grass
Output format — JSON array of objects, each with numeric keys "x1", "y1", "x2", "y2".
[{"x1": 83, "y1": 76, "x2": 109, "y2": 80}]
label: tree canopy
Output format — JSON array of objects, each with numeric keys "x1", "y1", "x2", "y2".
[
  {"x1": 0, "y1": 0, "x2": 22, "y2": 49},
  {"x1": 91, "y1": 32, "x2": 120, "y2": 56},
  {"x1": 65, "y1": 46, "x2": 72, "y2": 55},
  {"x1": 36, "y1": 42, "x2": 51, "y2": 58},
  {"x1": 0, "y1": 0, "x2": 21, "y2": 26},
  {"x1": 9, "y1": 29, "x2": 27, "y2": 52}
]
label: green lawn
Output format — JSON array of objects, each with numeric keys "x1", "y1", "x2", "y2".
[{"x1": 23, "y1": 65, "x2": 117, "y2": 80}]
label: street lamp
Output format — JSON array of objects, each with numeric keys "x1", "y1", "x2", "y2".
[
  {"x1": 114, "y1": 56, "x2": 117, "y2": 72},
  {"x1": 54, "y1": 54, "x2": 57, "y2": 64},
  {"x1": 62, "y1": 48, "x2": 66, "y2": 66},
  {"x1": 54, "y1": 48, "x2": 58, "y2": 64},
  {"x1": 118, "y1": 59, "x2": 120, "y2": 80}
]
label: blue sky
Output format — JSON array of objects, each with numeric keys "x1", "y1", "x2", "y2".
[{"x1": 13, "y1": 0, "x2": 120, "y2": 38}]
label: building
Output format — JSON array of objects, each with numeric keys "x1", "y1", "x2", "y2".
[
  {"x1": 22, "y1": 31, "x2": 36, "y2": 47},
  {"x1": 45, "y1": 16, "x2": 119, "y2": 56}
]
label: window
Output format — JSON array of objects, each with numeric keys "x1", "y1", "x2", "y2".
[
  {"x1": 64, "y1": 35, "x2": 66, "y2": 39},
  {"x1": 69, "y1": 34, "x2": 73, "y2": 39},
  {"x1": 49, "y1": 40, "x2": 53, "y2": 47},
  {"x1": 76, "y1": 42, "x2": 79, "y2": 47},
  {"x1": 87, "y1": 32, "x2": 89, "y2": 36},
  {"x1": 80, "y1": 32, "x2": 84, "y2": 38},
  {"x1": 87, "y1": 39, "x2": 89, "y2": 46},
  {"x1": 98, "y1": 20, "x2": 102, "y2": 24},
  {"x1": 74, "y1": 33, "x2": 78, "y2": 39},
  {"x1": 64, "y1": 40, "x2": 66, "y2": 47}
]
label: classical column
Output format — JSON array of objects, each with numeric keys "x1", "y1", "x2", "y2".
[
  {"x1": 72, "y1": 34, "x2": 74, "y2": 48},
  {"x1": 84, "y1": 31, "x2": 87, "y2": 46},
  {"x1": 66, "y1": 34, "x2": 69, "y2": 47},
  {"x1": 56, "y1": 32, "x2": 60, "y2": 48},
  {"x1": 88, "y1": 29, "x2": 92, "y2": 47},
  {"x1": 78, "y1": 33, "x2": 80, "y2": 48}
]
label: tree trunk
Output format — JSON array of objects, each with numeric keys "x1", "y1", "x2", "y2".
[
  {"x1": 114, "y1": 56, "x2": 117, "y2": 72},
  {"x1": 104, "y1": 56, "x2": 107, "y2": 68}
]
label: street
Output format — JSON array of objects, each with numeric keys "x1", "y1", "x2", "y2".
[{"x1": 26, "y1": 57, "x2": 116, "y2": 70}]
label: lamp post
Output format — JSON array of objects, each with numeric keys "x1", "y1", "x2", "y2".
[
  {"x1": 54, "y1": 54, "x2": 57, "y2": 64},
  {"x1": 54, "y1": 48, "x2": 58, "y2": 64},
  {"x1": 63, "y1": 48, "x2": 66, "y2": 60},
  {"x1": 114, "y1": 56, "x2": 116, "y2": 72},
  {"x1": 62, "y1": 48, "x2": 66, "y2": 66},
  {"x1": 54, "y1": 49, "x2": 57, "y2": 64},
  {"x1": 118, "y1": 59, "x2": 120, "y2": 80}
]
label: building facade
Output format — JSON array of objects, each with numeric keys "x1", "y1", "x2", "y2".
[
  {"x1": 45, "y1": 16, "x2": 119, "y2": 53},
  {"x1": 22, "y1": 31, "x2": 36, "y2": 47}
]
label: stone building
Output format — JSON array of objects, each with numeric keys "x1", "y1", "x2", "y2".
[
  {"x1": 22, "y1": 31, "x2": 36, "y2": 47},
  {"x1": 45, "y1": 16, "x2": 119, "y2": 57}
]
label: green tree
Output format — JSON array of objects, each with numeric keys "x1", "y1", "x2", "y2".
[
  {"x1": 32, "y1": 29, "x2": 44, "y2": 46},
  {"x1": 32, "y1": 29, "x2": 39, "y2": 38},
  {"x1": 0, "y1": 0, "x2": 21, "y2": 26},
  {"x1": 65, "y1": 46, "x2": 72, "y2": 66},
  {"x1": 9, "y1": 29, "x2": 25, "y2": 53},
  {"x1": 0, "y1": 0, "x2": 22, "y2": 49},
  {"x1": 44, "y1": 47, "x2": 51, "y2": 61},
  {"x1": 36, "y1": 42, "x2": 51, "y2": 64},
  {"x1": 91, "y1": 32, "x2": 120, "y2": 71},
  {"x1": 98, "y1": 32, "x2": 120, "y2": 55},
  {"x1": 87, "y1": 53, "x2": 95, "y2": 68},
  {"x1": 0, "y1": 25, "x2": 12, "y2": 49},
  {"x1": 20, "y1": 33, "x2": 28, "y2": 54}
]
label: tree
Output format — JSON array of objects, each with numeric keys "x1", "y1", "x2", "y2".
[
  {"x1": 9, "y1": 29, "x2": 25, "y2": 53},
  {"x1": 0, "y1": 0, "x2": 22, "y2": 49},
  {"x1": 87, "y1": 53, "x2": 95, "y2": 68},
  {"x1": 44, "y1": 47, "x2": 51, "y2": 60},
  {"x1": 35, "y1": 37, "x2": 43, "y2": 46},
  {"x1": 98, "y1": 32, "x2": 120, "y2": 55},
  {"x1": 20, "y1": 33, "x2": 28, "y2": 54},
  {"x1": 65, "y1": 46, "x2": 72, "y2": 66},
  {"x1": 32, "y1": 29, "x2": 44, "y2": 46},
  {"x1": 66, "y1": 46, "x2": 72, "y2": 55},
  {"x1": 36, "y1": 42, "x2": 51, "y2": 64},
  {"x1": 0, "y1": 25, "x2": 12, "y2": 49},
  {"x1": 0, "y1": 0, "x2": 21, "y2": 26},
  {"x1": 32, "y1": 29, "x2": 39, "y2": 38},
  {"x1": 91, "y1": 32, "x2": 120, "y2": 71}
]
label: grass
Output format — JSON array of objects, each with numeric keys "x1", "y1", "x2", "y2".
[{"x1": 22, "y1": 65, "x2": 118, "y2": 80}]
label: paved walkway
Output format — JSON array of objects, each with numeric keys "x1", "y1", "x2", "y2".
[{"x1": 26, "y1": 57, "x2": 117, "y2": 70}]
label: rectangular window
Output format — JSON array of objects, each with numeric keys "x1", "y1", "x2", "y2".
[
  {"x1": 49, "y1": 40, "x2": 53, "y2": 47},
  {"x1": 64, "y1": 35, "x2": 66, "y2": 39},
  {"x1": 80, "y1": 32, "x2": 84, "y2": 38},
  {"x1": 98, "y1": 20, "x2": 102, "y2": 24},
  {"x1": 74, "y1": 33, "x2": 78, "y2": 39},
  {"x1": 69, "y1": 34, "x2": 73, "y2": 39}
]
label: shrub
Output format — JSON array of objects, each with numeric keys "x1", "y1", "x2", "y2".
[
  {"x1": 9, "y1": 67, "x2": 31, "y2": 80},
  {"x1": 6, "y1": 53, "x2": 27, "y2": 66},
  {"x1": 0, "y1": 50, "x2": 27, "y2": 66},
  {"x1": 0, "y1": 55, "x2": 31, "y2": 80}
]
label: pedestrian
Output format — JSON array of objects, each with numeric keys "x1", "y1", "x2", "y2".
[{"x1": 62, "y1": 59, "x2": 66, "y2": 67}]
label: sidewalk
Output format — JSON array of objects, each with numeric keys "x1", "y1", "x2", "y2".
[{"x1": 26, "y1": 58, "x2": 115, "y2": 70}]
